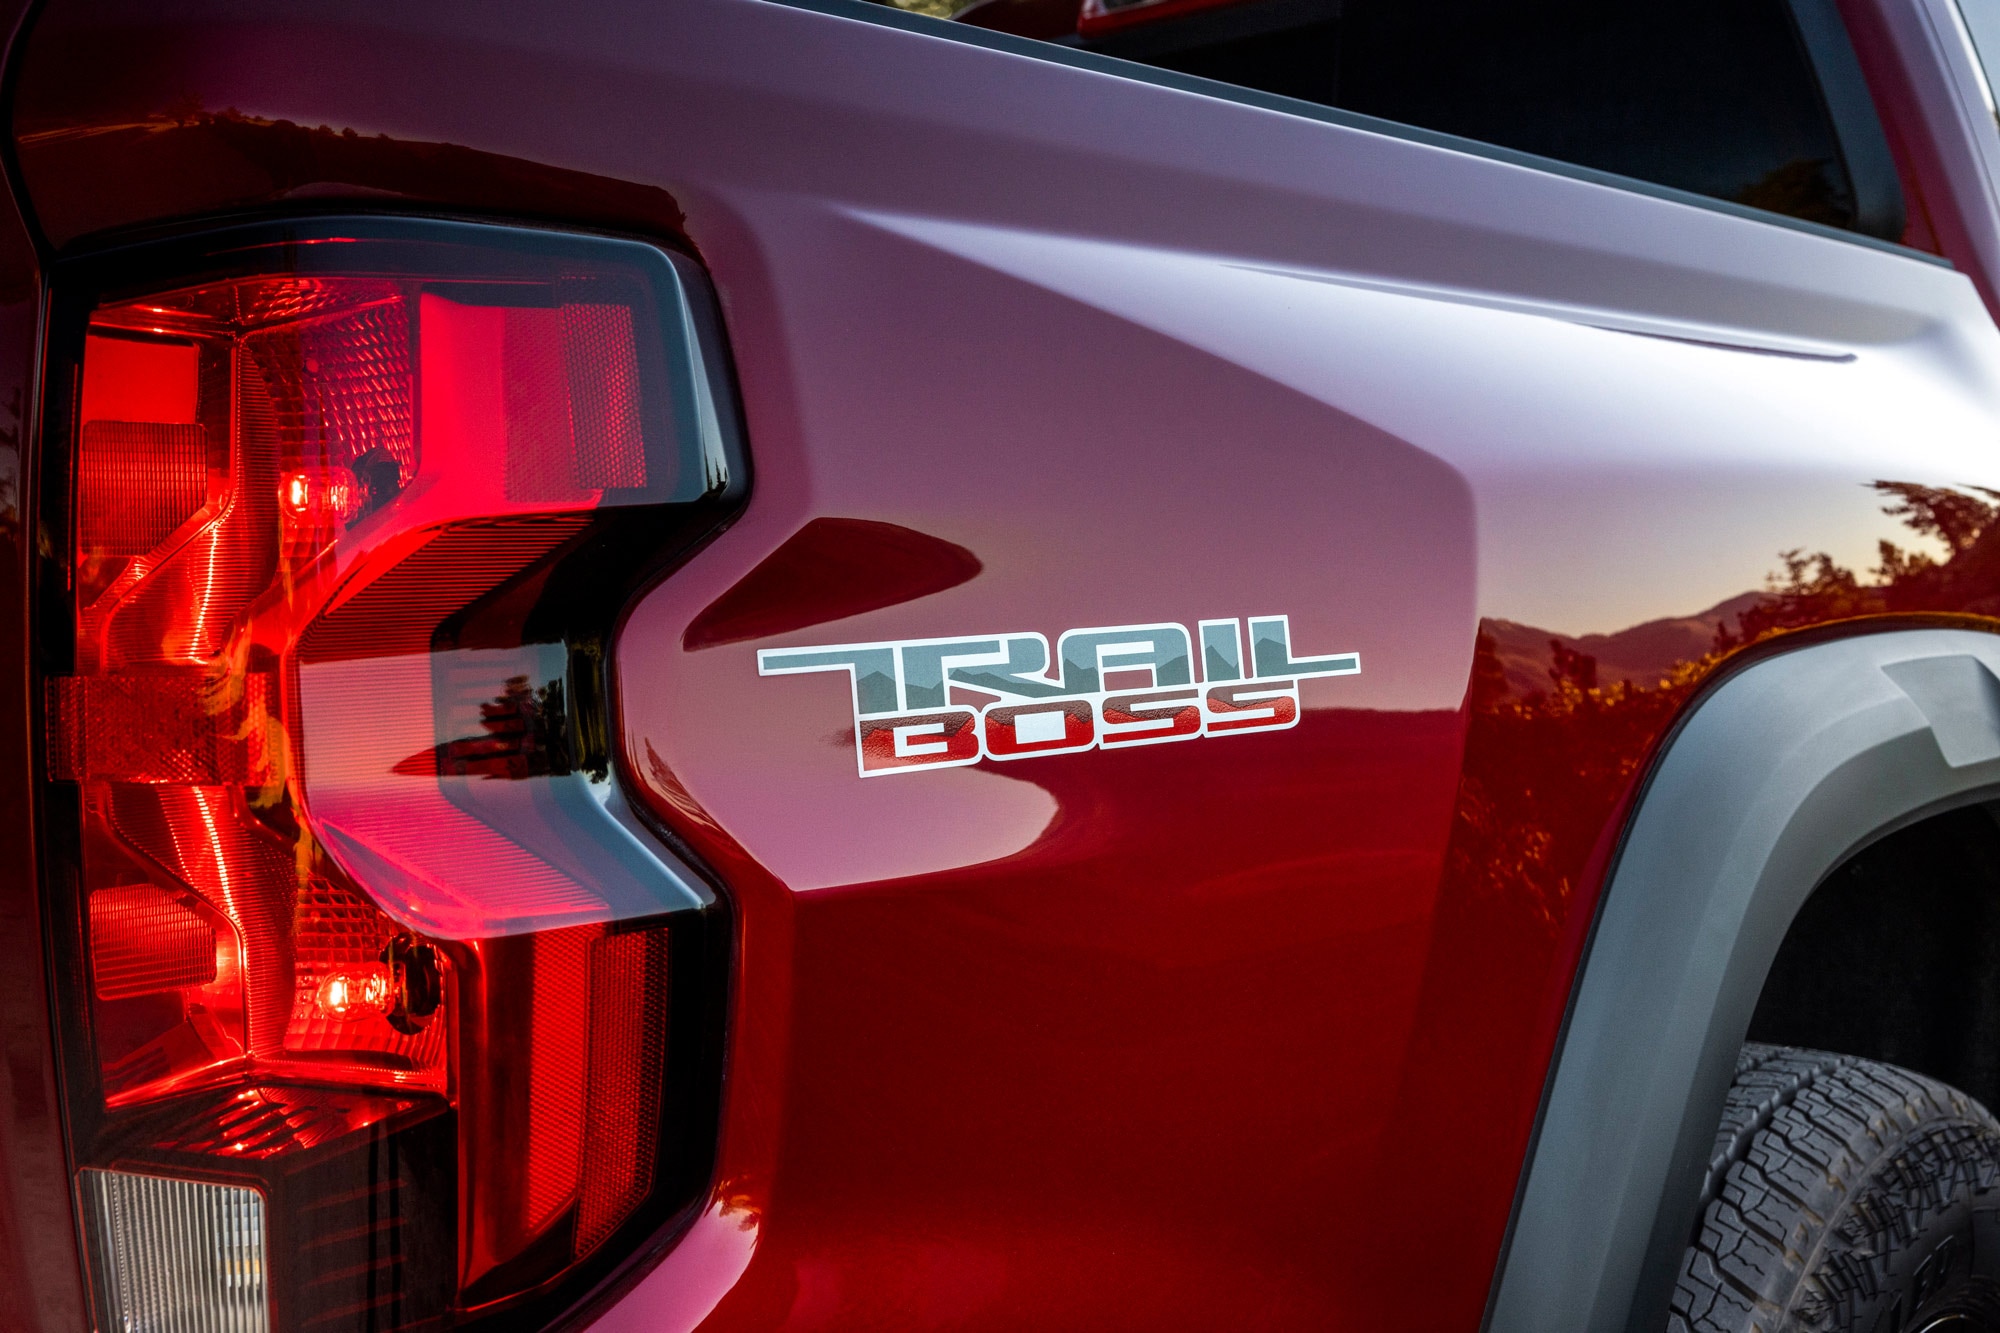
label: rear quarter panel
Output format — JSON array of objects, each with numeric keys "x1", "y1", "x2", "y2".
[{"x1": 14, "y1": 1, "x2": 2000, "y2": 1329}]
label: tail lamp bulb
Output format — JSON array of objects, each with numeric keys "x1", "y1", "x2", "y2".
[
  {"x1": 312, "y1": 967, "x2": 389, "y2": 1021},
  {"x1": 279, "y1": 466, "x2": 362, "y2": 522}
]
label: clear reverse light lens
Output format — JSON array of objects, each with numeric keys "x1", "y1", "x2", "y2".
[{"x1": 82, "y1": 1168, "x2": 268, "y2": 1333}]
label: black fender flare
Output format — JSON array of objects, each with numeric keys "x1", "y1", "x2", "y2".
[{"x1": 1486, "y1": 627, "x2": 2000, "y2": 1332}]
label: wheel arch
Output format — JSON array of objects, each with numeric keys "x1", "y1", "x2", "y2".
[{"x1": 1485, "y1": 626, "x2": 2000, "y2": 1333}]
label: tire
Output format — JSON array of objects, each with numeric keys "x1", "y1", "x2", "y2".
[{"x1": 1670, "y1": 1044, "x2": 2000, "y2": 1333}]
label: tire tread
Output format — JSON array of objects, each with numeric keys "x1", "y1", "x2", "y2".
[{"x1": 1668, "y1": 1045, "x2": 2000, "y2": 1333}]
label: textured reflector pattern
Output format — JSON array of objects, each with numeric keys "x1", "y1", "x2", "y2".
[
  {"x1": 82, "y1": 1168, "x2": 269, "y2": 1333},
  {"x1": 78, "y1": 422, "x2": 209, "y2": 558},
  {"x1": 246, "y1": 289, "x2": 414, "y2": 485},
  {"x1": 562, "y1": 303, "x2": 646, "y2": 489},
  {"x1": 283, "y1": 879, "x2": 447, "y2": 1084},
  {"x1": 89, "y1": 885, "x2": 217, "y2": 999},
  {"x1": 577, "y1": 928, "x2": 670, "y2": 1254},
  {"x1": 49, "y1": 673, "x2": 274, "y2": 785}
]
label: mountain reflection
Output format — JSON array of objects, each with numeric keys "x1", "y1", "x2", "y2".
[{"x1": 1455, "y1": 480, "x2": 2000, "y2": 931}]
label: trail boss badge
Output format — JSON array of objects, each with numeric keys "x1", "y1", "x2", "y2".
[{"x1": 758, "y1": 616, "x2": 1359, "y2": 776}]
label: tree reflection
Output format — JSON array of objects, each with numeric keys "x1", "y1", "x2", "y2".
[
  {"x1": 436, "y1": 673, "x2": 569, "y2": 780},
  {"x1": 1454, "y1": 480, "x2": 2000, "y2": 933}
]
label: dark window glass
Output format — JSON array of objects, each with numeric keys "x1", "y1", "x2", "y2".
[{"x1": 940, "y1": 0, "x2": 1902, "y2": 237}]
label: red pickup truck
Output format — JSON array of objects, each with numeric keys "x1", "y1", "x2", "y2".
[{"x1": 11, "y1": 0, "x2": 2000, "y2": 1330}]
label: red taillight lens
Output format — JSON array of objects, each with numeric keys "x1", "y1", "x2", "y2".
[{"x1": 38, "y1": 221, "x2": 739, "y2": 1331}]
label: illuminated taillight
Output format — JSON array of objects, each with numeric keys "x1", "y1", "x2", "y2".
[{"x1": 36, "y1": 220, "x2": 740, "y2": 1332}]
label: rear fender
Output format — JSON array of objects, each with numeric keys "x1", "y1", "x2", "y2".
[{"x1": 1492, "y1": 626, "x2": 2000, "y2": 1333}]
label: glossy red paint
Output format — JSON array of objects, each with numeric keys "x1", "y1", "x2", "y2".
[
  {"x1": 11, "y1": 3, "x2": 2000, "y2": 1333},
  {"x1": 683, "y1": 520, "x2": 984, "y2": 651}
]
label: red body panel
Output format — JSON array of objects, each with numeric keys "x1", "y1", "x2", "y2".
[
  {"x1": 11, "y1": 2, "x2": 2000, "y2": 1331},
  {"x1": 0, "y1": 4, "x2": 84, "y2": 1328}
]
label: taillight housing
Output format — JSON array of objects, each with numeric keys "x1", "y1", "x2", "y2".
[{"x1": 35, "y1": 219, "x2": 741, "y2": 1332}]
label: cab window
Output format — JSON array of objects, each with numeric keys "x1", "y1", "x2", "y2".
[{"x1": 921, "y1": 0, "x2": 1905, "y2": 239}]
